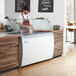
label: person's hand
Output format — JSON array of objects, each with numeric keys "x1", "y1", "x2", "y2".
[
  {"x1": 25, "y1": 25, "x2": 37, "y2": 32},
  {"x1": 26, "y1": 26, "x2": 33, "y2": 29},
  {"x1": 33, "y1": 28, "x2": 37, "y2": 32},
  {"x1": 30, "y1": 25, "x2": 37, "y2": 31}
]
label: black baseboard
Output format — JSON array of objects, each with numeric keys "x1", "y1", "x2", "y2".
[
  {"x1": 0, "y1": 66, "x2": 19, "y2": 74},
  {"x1": 53, "y1": 55, "x2": 62, "y2": 59}
]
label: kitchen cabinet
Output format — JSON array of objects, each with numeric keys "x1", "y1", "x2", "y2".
[
  {"x1": 53, "y1": 30, "x2": 63, "y2": 57},
  {"x1": 0, "y1": 37, "x2": 19, "y2": 73}
]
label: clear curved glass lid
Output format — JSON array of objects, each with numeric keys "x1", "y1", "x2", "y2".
[
  {"x1": 16, "y1": 18, "x2": 52, "y2": 31},
  {"x1": 3, "y1": 18, "x2": 52, "y2": 34}
]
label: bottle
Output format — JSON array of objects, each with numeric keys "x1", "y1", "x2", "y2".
[{"x1": 0, "y1": 23, "x2": 4, "y2": 32}]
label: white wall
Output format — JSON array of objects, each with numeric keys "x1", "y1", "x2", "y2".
[
  {"x1": 5, "y1": 0, "x2": 65, "y2": 28},
  {"x1": 0, "y1": 0, "x2": 5, "y2": 22},
  {"x1": 66, "y1": 0, "x2": 73, "y2": 22}
]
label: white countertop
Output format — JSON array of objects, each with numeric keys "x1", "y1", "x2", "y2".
[
  {"x1": 66, "y1": 26, "x2": 76, "y2": 29},
  {"x1": 0, "y1": 32, "x2": 20, "y2": 38},
  {"x1": 21, "y1": 32, "x2": 53, "y2": 39},
  {"x1": 0, "y1": 32, "x2": 53, "y2": 38}
]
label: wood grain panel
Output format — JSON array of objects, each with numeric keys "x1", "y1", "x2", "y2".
[
  {"x1": 53, "y1": 30, "x2": 63, "y2": 57},
  {"x1": 53, "y1": 49, "x2": 63, "y2": 57},
  {"x1": 54, "y1": 37, "x2": 63, "y2": 42},
  {"x1": 0, "y1": 63, "x2": 19, "y2": 71},
  {"x1": 0, "y1": 37, "x2": 19, "y2": 72},
  {"x1": 55, "y1": 41, "x2": 63, "y2": 49},
  {"x1": 0, "y1": 41, "x2": 18, "y2": 46},
  {"x1": 0, "y1": 37, "x2": 18, "y2": 44},
  {"x1": 54, "y1": 32, "x2": 63, "y2": 39}
]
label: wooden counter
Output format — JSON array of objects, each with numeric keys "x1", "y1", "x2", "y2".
[
  {"x1": 53, "y1": 30, "x2": 63, "y2": 32},
  {"x1": 53, "y1": 30, "x2": 63, "y2": 57},
  {"x1": 0, "y1": 34, "x2": 20, "y2": 73}
]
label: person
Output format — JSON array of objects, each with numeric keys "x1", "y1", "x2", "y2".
[
  {"x1": 18, "y1": 6, "x2": 36, "y2": 34},
  {"x1": 2, "y1": 16, "x2": 9, "y2": 26}
]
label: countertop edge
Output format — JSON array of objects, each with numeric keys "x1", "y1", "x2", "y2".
[
  {"x1": 0, "y1": 34, "x2": 20, "y2": 39},
  {"x1": 53, "y1": 30, "x2": 63, "y2": 32}
]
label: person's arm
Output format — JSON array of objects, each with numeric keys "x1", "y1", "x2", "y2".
[
  {"x1": 18, "y1": 22, "x2": 37, "y2": 31},
  {"x1": 17, "y1": 15, "x2": 31, "y2": 28},
  {"x1": 29, "y1": 24, "x2": 37, "y2": 31},
  {"x1": 18, "y1": 22, "x2": 32, "y2": 29},
  {"x1": 18, "y1": 22, "x2": 26, "y2": 28},
  {"x1": 28, "y1": 16, "x2": 37, "y2": 31}
]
